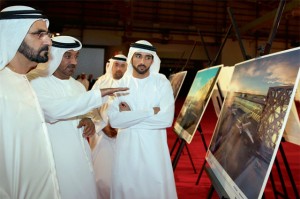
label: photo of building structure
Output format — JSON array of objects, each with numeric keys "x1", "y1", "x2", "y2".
[{"x1": 207, "y1": 47, "x2": 300, "y2": 199}]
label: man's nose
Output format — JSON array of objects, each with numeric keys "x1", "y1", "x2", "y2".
[
  {"x1": 139, "y1": 57, "x2": 146, "y2": 64},
  {"x1": 70, "y1": 57, "x2": 77, "y2": 65},
  {"x1": 42, "y1": 35, "x2": 52, "y2": 46}
]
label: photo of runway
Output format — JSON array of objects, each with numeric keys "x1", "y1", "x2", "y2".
[{"x1": 207, "y1": 47, "x2": 300, "y2": 199}]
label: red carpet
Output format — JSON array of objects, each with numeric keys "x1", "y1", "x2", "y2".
[{"x1": 168, "y1": 98, "x2": 300, "y2": 199}]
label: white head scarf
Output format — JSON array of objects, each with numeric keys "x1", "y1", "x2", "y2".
[
  {"x1": 0, "y1": 5, "x2": 49, "y2": 70},
  {"x1": 106, "y1": 54, "x2": 127, "y2": 78},
  {"x1": 125, "y1": 40, "x2": 160, "y2": 76},
  {"x1": 30, "y1": 36, "x2": 82, "y2": 78},
  {"x1": 105, "y1": 60, "x2": 111, "y2": 73},
  {"x1": 94, "y1": 54, "x2": 127, "y2": 88},
  {"x1": 46, "y1": 36, "x2": 82, "y2": 75}
]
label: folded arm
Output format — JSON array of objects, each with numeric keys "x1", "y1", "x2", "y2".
[
  {"x1": 108, "y1": 98, "x2": 154, "y2": 129},
  {"x1": 130, "y1": 83, "x2": 175, "y2": 129}
]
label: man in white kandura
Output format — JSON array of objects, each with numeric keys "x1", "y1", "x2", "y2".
[
  {"x1": 28, "y1": 36, "x2": 127, "y2": 199},
  {"x1": 89, "y1": 54, "x2": 127, "y2": 199},
  {"x1": 0, "y1": 5, "x2": 61, "y2": 199},
  {"x1": 108, "y1": 40, "x2": 178, "y2": 199}
]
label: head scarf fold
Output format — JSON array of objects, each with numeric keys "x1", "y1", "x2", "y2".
[
  {"x1": 0, "y1": 5, "x2": 49, "y2": 70},
  {"x1": 125, "y1": 40, "x2": 160, "y2": 76}
]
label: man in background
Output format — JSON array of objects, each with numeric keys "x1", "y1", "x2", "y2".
[{"x1": 89, "y1": 54, "x2": 127, "y2": 199}]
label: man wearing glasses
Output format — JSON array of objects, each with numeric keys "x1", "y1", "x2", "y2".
[{"x1": 0, "y1": 5, "x2": 61, "y2": 199}]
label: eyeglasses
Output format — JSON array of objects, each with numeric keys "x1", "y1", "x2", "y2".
[{"x1": 28, "y1": 31, "x2": 53, "y2": 39}]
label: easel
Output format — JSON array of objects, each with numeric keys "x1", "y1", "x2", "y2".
[
  {"x1": 269, "y1": 138, "x2": 300, "y2": 199},
  {"x1": 171, "y1": 26, "x2": 228, "y2": 172},
  {"x1": 202, "y1": 4, "x2": 261, "y2": 198},
  {"x1": 171, "y1": 41, "x2": 198, "y2": 172},
  {"x1": 204, "y1": 1, "x2": 300, "y2": 198},
  {"x1": 259, "y1": 0, "x2": 299, "y2": 198},
  {"x1": 205, "y1": 166, "x2": 230, "y2": 199},
  {"x1": 171, "y1": 136, "x2": 197, "y2": 173},
  {"x1": 195, "y1": 24, "x2": 232, "y2": 185},
  {"x1": 172, "y1": 30, "x2": 226, "y2": 171}
]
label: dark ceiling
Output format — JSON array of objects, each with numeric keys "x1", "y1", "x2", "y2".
[{"x1": 1, "y1": 0, "x2": 300, "y2": 46}]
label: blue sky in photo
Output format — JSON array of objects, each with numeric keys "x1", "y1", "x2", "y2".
[
  {"x1": 189, "y1": 66, "x2": 221, "y2": 96},
  {"x1": 230, "y1": 48, "x2": 300, "y2": 95}
]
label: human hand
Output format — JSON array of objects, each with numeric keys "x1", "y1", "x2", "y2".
[
  {"x1": 100, "y1": 87, "x2": 129, "y2": 97},
  {"x1": 77, "y1": 118, "x2": 96, "y2": 138},
  {"x1": 153, "y1": 107, "x2": 160, "y2": 114},
  {"x1": 119, "y1": 102, "x2": 131, "y2": 112},
  {"x1": 102, "y1": 124, "x2": 118, "y2": 138}
]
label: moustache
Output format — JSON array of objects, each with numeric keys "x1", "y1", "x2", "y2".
[
  {"x1": 40, "y1": 45, "x2": 49, "y2": 52},
  {"x1": 137, "y1": 64, "x2": 146, "y2": 67},
  {"x1": 67, "y1": 64, "x2": 76, "y2": 68}
]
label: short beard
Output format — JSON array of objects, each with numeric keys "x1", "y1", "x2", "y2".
[
  {"x1": 18, "y1": 40, "x2": 49, "y2": 63},
  {"x1": 132, "y1": 64, "x2": 150, "y2": 75},
  {"x1": 113, "y1": 72, "x2": 124, "y2": 80}
]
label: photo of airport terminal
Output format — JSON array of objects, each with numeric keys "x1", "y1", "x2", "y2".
[{"x1": 207, "y1": 47, "x2": 300, "y2": 199}]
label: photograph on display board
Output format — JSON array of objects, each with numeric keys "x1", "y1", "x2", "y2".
[
  {"x1": 169, "y1": 71, "x2": 187, "y2": 101},
  {"x1": 173, "y1": 65, "x2": 222, "y2": 144},
  {"x1": 206, "y1": 47, "x2": 300, "y2": 199},
  {"x1": 283, "y1": 83, "x2": 300, "y2": 145}
]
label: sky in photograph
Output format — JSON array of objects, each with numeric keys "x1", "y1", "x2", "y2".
[
  {"x1": 189, "y1": 66, "x2": 221, "y2": 96},
  {"x1": 229, "y1": 48, "x2": 300, "y2": 95}
]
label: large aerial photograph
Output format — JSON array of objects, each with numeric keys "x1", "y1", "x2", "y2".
[{"x1": 206, "y1": 47, "x2": 300, "y2": 199}]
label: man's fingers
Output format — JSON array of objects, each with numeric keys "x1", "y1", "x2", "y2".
[
  {"x1": 77, "y1": 121, "x2": 83, "y2": 128},
  {"x1": 100, "y1": 87, "x2": 129, "y2": 97}
]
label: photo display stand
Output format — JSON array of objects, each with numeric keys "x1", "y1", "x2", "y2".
[
  {"x1": 172, "y1": 28, "x2": 227, "y2": 172},
  {"x1": 257, "y1": 1, "x2": 299, "y2": 198},
  {"x1": 195, "y1": 23, "x2": 234, "y2": 186},
  {"x1": 204, "y1": 2, "x2": 300, "y2": 198},
  {"x1": 172, "y1": 65, "x2": 222, "y2": 171},
  {"x1": 170, "y1": 40, "x2": 199, "y2": 172},
  {"x1": 203, "y1": 7, "x2": 251, "y2": 198},
  {"x1": 205, "y1": 46, "x2": 300, "y2": 199}
]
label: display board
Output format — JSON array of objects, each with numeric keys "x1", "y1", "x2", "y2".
[
  {"x1": 206, "y1": 47, "x2": 300, "y2": 199},
  {"x1": 169, "y1": 71, "x2": 187, "y2": 101},
  {"x1": 173, "y1": 65, "x2": 222, "y2": 144}
]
